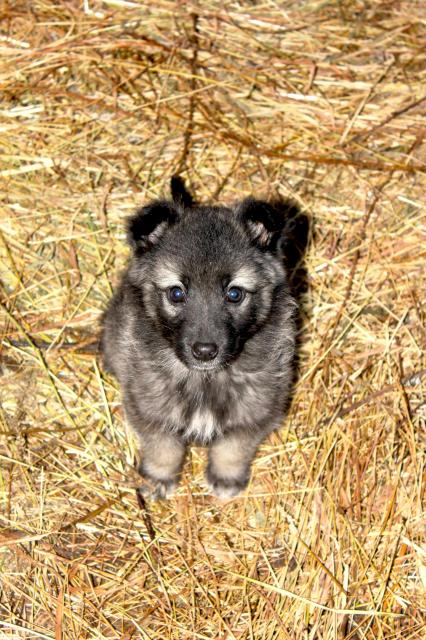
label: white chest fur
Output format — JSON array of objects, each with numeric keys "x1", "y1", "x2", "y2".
[{"x1": 184, "y1": 408, "x2": 218, "y2": 443}]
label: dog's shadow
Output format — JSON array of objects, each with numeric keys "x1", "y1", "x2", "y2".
[
  {"x1": 272, "y1": 198, "x2": 311, "y2": 389},
  {"x1": 278, "y1": 199, "x2": 310, "y2": 303}
]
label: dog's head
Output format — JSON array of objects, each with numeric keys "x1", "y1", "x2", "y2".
[{"x1": 126, "y1": 178, "x2": 297, "y2": 372}]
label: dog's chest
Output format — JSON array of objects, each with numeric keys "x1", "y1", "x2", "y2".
[
  {"x1": 137, "y1": 360, "x2": 274, "y2": 441},
  {"x1": 174, "y1": 369, "x2": 267, "y2": 442}
]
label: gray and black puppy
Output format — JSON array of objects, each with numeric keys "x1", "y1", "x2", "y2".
[{"x1": 102, "y1": 178, "x2": 300, "y2": 499}]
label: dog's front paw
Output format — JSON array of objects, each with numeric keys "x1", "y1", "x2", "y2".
[
  {"x1": 137, "y1": 459, "x2": 180, "y2": 501},
  {"x1": 137, "y1": 477, "x2": 177, "y2": 501},
  {"x1": 206, "y1": 470, "x2": 248, "y2": 500}
]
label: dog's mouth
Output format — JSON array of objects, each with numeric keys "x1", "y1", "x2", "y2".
[
  {"x1": 184, "y1": 355, "x2": 233, "y2": 373},
  {"x1": 188, "y1": 362, "x2": 224, "y2": 373}
]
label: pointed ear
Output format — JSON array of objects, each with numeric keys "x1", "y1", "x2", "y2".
[
  {"x1": 238, "y1": 198, "x2": 287, "y2": 250},
  {"x1": 126, "y1": 201, "x2": 177, "y2": 252}
]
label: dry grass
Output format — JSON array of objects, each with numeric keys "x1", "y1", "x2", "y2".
[{"x1": 1, "y1": 1, "x2": 425, "y2": 638}]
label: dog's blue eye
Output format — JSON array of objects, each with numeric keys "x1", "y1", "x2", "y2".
[
  {"x1": 168, "y1": 286, "x2": 186, "y2": 303},
  {"x1": 225, "y1": 286, "x2": 244, "y2": 303}
]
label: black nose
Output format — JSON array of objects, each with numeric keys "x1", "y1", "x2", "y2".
[{"x1": 192, "y1": 342, "x2": 218, "y2": 361}]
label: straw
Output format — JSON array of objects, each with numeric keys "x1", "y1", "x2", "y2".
[{"x1": 1, "y1": 2, "x2": 425, "y2": 638}]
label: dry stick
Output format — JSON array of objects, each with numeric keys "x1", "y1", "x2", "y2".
[
  {"x1": 250, "y1": 148, "x2": 424, "y2": 175},
  {"x1": 337, "y1": 368, "x2": 426, "y2": 419},
  {"x1": 3, "y1": 337, "x2": 100, "y2": 354},
  {"x1": 351, "y1": 94, "x2": 426, "y2": 144},
  {"x1": 135, "y1": 489, "x2": 157, "y2": 543},
  {"x1": 175, "y1": 13, "x2": 199, "y2": 176}
]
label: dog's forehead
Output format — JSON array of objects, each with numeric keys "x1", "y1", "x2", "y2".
[
  {"x1": 180, "y1": 205, "x2": 241, "y2": 246},
  {"x1": 153, "y1": 208, "x2": 259, "y2": 287},
  {"x1": 153, "y1": 259, "x2": 259, "y2": 290}
]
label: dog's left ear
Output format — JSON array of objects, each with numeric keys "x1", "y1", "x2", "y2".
[{"x1": 238, "y1": 198, "x2": 286, "y2": 251}]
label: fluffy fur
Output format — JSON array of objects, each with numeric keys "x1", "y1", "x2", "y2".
[{"x1": 101, "y1": 178, "x2": 301, "y2": 499}]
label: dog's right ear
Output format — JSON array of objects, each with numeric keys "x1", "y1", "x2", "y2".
[{"x1": 126, "y1": 201, "x2": 177, "y2": 252}]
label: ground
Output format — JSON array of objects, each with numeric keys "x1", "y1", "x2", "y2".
[{"x1": 0, "y1": 2, "x2": 425, "y2": 639}]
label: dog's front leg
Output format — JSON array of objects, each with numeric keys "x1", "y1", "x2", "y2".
[
  {"x1": 123, "y1": 390, "x2": 186, "y2": 499},
  {"x1": 136, "y1": 430, "x2": 186, "y2": 500},
  {"x1": 206, "y1": 430, "x2": 263, "y2": 499}
]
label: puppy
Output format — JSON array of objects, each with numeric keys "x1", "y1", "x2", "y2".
[{"x1": 101, "y1": 177, "x2": 299, "y2": 499}]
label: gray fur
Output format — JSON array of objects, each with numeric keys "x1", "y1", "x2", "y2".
[{"x1": 101, "y1": 179, "x2": 298, "y2": 499}]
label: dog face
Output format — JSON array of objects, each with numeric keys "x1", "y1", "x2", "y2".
[{"x1": 126, "y1": 187, "x2": 289, "y2": 372}]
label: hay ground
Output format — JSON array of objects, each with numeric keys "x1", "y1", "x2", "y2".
[{"x1": 0, "y1": 1, "x2": 425, "y2": 638}]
